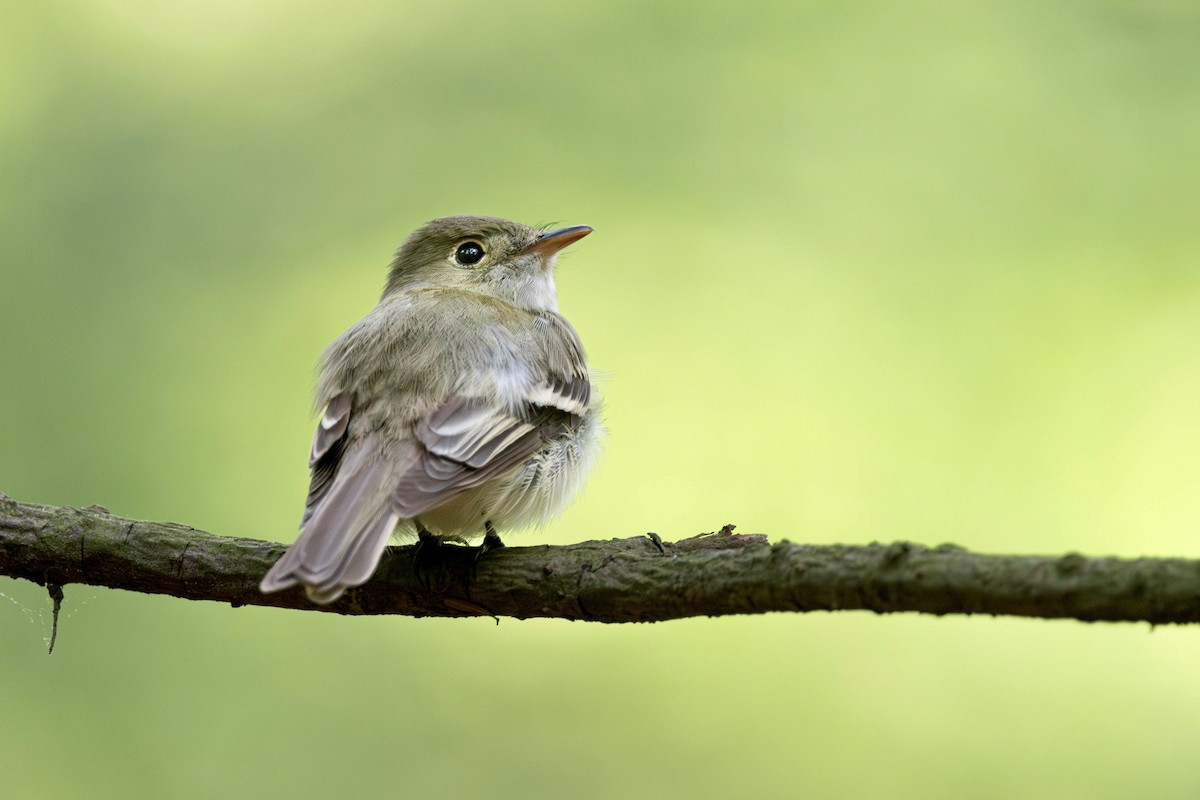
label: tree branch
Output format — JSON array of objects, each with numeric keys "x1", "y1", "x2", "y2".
[{"x1": 1, "y1": 493, "x2": 1197, "y2": 624}]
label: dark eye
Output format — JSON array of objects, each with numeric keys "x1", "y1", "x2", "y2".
[{"x1": 454, "y1": 241, "x2": 485, "y2": 265}]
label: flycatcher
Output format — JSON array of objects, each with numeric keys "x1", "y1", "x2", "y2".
[{"x1": 260, "y1": 216, "x2": 602, "y2": 604}]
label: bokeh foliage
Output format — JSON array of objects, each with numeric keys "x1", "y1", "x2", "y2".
[{"x1": 2, "y1": 1, "x2": 1199, "y2": 798}]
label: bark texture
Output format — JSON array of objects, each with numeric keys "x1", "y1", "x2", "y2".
[{"x1": 2, "y1": 494, "x2": 1198, "y2": 624}]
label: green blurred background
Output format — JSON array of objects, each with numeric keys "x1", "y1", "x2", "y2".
[{"x1": 3, "y1": 1, "x2": 1199, "y2": 797}]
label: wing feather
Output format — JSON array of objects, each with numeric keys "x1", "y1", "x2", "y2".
[
  {"x1": 302, "y1": 392, "x2": 353, "y2": 527},
  {"x1": 310, "y1": 392, "x2": 351, "y2": 465},
  {"x1": 393, "y1": 399, "x2": 565, "y2": 518},
  {"x1": 389, "y1": 311, "x2": 592, "y2": 517}
]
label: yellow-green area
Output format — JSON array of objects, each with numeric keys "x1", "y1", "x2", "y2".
[{"x1": 2, "y1": 1, "x2": 1199, "y2": 798}]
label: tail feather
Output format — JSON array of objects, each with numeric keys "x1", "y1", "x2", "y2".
[
  {"x1": 302, "y1": 508, "x2": 400, "y2": 605},
  {"x1": 260, "y1": 450, "x2": 398, "y2": 604}
]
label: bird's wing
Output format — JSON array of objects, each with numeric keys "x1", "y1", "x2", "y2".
[
  {"x1": 390, "y1": 397, "x2": 564, "y2": 518},
  {"x1": 301, "y1": 391, "x2": 351, "y2": 527},
  {"x1": 392, "y1": 310, "x2": 591, "y2": 517}
]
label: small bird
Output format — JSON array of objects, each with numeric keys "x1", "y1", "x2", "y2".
[{"x1": 260, "y1": 216, "x2": 602, "y2": 604}]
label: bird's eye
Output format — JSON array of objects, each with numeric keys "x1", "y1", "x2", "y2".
[{"x1": 454, "y1": 241, "x2": 485, "y2": 265}]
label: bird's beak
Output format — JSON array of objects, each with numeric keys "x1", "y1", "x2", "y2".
[{"x1": 524, "y1": 225, "x2": 593, "y2": 257}]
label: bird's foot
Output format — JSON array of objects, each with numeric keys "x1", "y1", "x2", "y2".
[
  {"x1": 470, "y1": 522, "x2": 506, "y2": 578},
  {"x1": 413, "y1": 528, "x2": 444, "y2": 590}
]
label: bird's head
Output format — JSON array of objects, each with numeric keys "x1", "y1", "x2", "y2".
[{"x1": 382, "y1": 216, "x2": 592, "y2": 312}]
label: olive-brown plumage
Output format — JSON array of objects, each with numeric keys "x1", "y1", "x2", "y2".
[{"x1": 260, "y1": 216, "x2": 602, "y2": 604}]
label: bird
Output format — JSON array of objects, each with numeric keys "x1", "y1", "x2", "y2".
[{"x1": 260, "y1": 216, "x2": 602, "y2": 604}]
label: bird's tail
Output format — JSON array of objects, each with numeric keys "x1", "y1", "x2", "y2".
[{"x1": 260, "y1": 453, "x2": 399, "y2": 605}]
